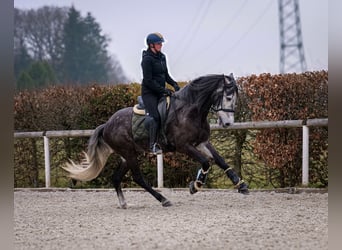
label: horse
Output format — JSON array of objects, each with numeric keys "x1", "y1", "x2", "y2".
[{"x1": 63, "y1": 73, "x2": 249, "y2": 208}]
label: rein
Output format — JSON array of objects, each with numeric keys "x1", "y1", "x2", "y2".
[
  {"x1": 211, "y1": 107, "x2": 235, "y2": 113},
  {"x1": 210, "y1": 79, "x2": 238, "y2": 113},
  {"x1": 170, "y1": 95, "x2": 180, "y2": 125}
]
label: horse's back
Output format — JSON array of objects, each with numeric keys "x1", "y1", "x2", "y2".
[{"x1": 106, "y1": 107, "x2": 133, "y2": 131}]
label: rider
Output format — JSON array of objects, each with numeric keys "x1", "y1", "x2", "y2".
[{"x1": 141, "y1": 32, "x2": 180, "y2": 154}]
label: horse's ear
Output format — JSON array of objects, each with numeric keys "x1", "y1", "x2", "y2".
[{"x1": 229, "y1": 73, "x2": 234, "y2": 79}]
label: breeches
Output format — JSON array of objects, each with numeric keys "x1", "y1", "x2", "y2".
[{"x1": 142, "y1": 93, "x2": 160, "y2": 123}]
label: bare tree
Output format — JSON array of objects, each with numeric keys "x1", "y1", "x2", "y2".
[{"x1": 22, "y1": 6, "x2": 68, "y2": 61}]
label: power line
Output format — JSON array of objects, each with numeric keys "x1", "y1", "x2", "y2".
[
  {"x1": 171, "y1": 0, "x2": 213, "y2": 69},
  {"x1": 199, "y1": 0, "x2": 274, "y2": 73},
  {"x1": 186, "y1": 0, "x2": 248, "y2": 61},
  {"x1": 170, "y1": 0, "x2": 206, "y2": 49}
]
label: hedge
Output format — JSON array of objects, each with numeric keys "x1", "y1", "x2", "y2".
[{"x1": 14, "y1": 71, "x2": 328, "y2": 188}]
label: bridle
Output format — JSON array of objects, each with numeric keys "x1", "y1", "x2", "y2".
[{"x1": 211, "y1": 76, "x2": 238, "y2": 113}]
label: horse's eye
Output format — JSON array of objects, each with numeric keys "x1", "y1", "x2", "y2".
[{"x1": 226, "y1": 97, "x2": 232, "y2": 101}]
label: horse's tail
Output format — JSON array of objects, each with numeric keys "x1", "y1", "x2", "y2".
[{"x1": 63, "y1": 124, "x2": 113, "y2": 181}]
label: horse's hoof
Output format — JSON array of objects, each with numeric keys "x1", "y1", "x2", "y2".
[
  {"x1": 238, "y1": 182, "x2": 250, "y2": 195},
  {"x1": 119, "y1": 203, "x2": 128, "y2": 209},
  {"x1": 162, "y1": 199, "x2": 172, "y2": 207},
  {"x1": 189, "y1": 181, "x2": 198, "y2": 194}
]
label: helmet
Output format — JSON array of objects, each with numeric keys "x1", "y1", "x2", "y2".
[{"x1": 146, "y1": 32, "x2": 165, "y2": 45}]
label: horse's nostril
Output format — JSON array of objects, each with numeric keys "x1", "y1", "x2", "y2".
[{"x1": 222, "y1": 122, "x2": 230, "y2": 128}]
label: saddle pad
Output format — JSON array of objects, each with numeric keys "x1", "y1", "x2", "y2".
[{"x1": 132, "y1": 113, "x2": 148, "y2": 141}]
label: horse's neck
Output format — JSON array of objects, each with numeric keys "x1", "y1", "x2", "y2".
[
  {"x1": 175, "y1": 90, "x2": 212, "y2": 118},
  {"x1": 193, "y1": 92, "x2": 213, "y2": 114}
]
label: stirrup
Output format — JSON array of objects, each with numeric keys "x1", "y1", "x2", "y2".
[{"x1": 151, "y1": 143, "x2": 162, "y2": 155}]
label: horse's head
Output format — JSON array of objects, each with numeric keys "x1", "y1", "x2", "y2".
[
  {"x1": 212, "y1": 73, "x2": 238, "y2": 127},
  {"x1": 177, "y1": 73, "x2": 238, "y2": 127}
]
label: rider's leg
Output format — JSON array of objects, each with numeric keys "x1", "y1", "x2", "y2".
[
  {"x1": 142, "y1": 94, "x2": 162, "y2": 155},
  {"x1": 147, "y1": 117, "x2": 162, "y2": 154}
]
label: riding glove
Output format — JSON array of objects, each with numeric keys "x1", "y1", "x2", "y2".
[{"x1": 164, "y1": 89, "x2": 173, "y2": 96}]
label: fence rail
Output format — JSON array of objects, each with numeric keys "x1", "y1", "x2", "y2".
[{"x1": 14, "y1": 118, "x2": 328, "y2": 188}]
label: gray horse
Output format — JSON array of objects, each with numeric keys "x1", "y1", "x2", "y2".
[{"x1": 63, "y1": 74, "x2": 249, "y2": 208}]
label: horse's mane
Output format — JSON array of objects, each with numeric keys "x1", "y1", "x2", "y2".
[{"x1": 176, "y1": 74, "x2": 226, "y2": 110}]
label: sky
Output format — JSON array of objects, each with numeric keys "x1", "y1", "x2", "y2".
[{"x1": 14, "y1": 0, "x2": 328, "y2": 83}]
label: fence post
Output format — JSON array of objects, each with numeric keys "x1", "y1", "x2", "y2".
[
  {"x1": 302, "y1": 125, "x2": 309, "y2": 186},
  {"x1": 157, "y1": 154, "x2": 164, "y2": 188},
  {"x1": 43, "y1": 136, "x2": 51, "y2": 188}
]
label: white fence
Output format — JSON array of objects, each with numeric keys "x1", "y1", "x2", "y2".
[{"x1": 14, "y1": 118, "x2": 328, "y2": 188}]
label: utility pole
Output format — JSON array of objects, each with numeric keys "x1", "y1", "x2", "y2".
[{"x1": 278, "y1": 0, "x2": 307, "y2": 73}]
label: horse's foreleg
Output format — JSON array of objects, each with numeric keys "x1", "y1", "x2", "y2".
[
  {"x1": 130, "y1": 162, "x2": 172, "y2": 207},
  {"x1": 182, "y1": 144, "x2": 212, "y2": 194},
  {"x1": 205, "y1": 142, "x2": 249, "y2": 194},
  {"x1": 112, "y1": 158, "x2": 130, "y2": 209}
]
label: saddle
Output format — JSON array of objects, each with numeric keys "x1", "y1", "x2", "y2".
[
  {"x1": 132, "y1": 96, "x2": 147, "y2": 115},
  {"x1": 133, "y1": 96, "x2": 171, "y2": 116},
  {"x1": 132, "y1": 96, "x2": 171, "y2": 143}
]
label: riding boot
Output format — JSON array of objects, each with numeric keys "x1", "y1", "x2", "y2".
[{"x1": 149, "y1": 119, "x2": 162, "y2": 155}]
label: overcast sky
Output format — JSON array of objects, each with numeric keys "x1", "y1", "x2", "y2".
[{"x1": 14, "y1": 0, "x2": 328, "y2": 83}]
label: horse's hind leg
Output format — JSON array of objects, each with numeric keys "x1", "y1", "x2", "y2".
[
  {"x1": 112, "y1": 157, "x2": 130, "y2": 209},
  {"x1": 129, "y1": 160, "x2": 172, "y2": 207}
]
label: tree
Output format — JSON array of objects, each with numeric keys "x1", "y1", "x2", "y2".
[
  {"x1": 14, "y1": 6, "x2": 68, "y2": 69},
  {"x1": 14, "y1": 5, "x2": 129, "y2": 88},
  {"x1": 107, "y1": 54, "x2": 129, "y2": 84},
  {"x1": 60, "y1": 6, "x2": 85, "y2": 83},
  {"x1": 14, "y1": 41, "x2": 33, "y2": 81},
  {"x1": 14, "y1": 8, "x2": 33, "y2": 80},
  {"x1": 16, "y1": 72, "x2": 34, "y2": 90},
  {"x1": 80, "y1": 12, "x2": 110, "y2": 83},
  {"x1": 17, "y1": 61, "x2": 56, "y2": 90},
  {"x1": 61, "y1": 7, "x2": 118, "y2": 84}
]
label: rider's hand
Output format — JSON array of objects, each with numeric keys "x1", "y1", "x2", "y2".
[
  {"x1": 174, "y1": 84, "x2": 180, "y2": 91},
  {"x1": 164, "y1": 89, "x2": 173, "y2": 96}
]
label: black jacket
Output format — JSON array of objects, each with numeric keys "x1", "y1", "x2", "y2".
[{"x1": 141, "y1": 49, "x2": 178, "y2": 97}]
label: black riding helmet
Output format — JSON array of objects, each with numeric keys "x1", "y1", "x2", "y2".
[{"x1": 146, "y1": 32, "x2": 165, "y2": 46}]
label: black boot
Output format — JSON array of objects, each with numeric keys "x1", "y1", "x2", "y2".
[{"x1": 149, "y1": 119, "x2": 162, "y2": 155}]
